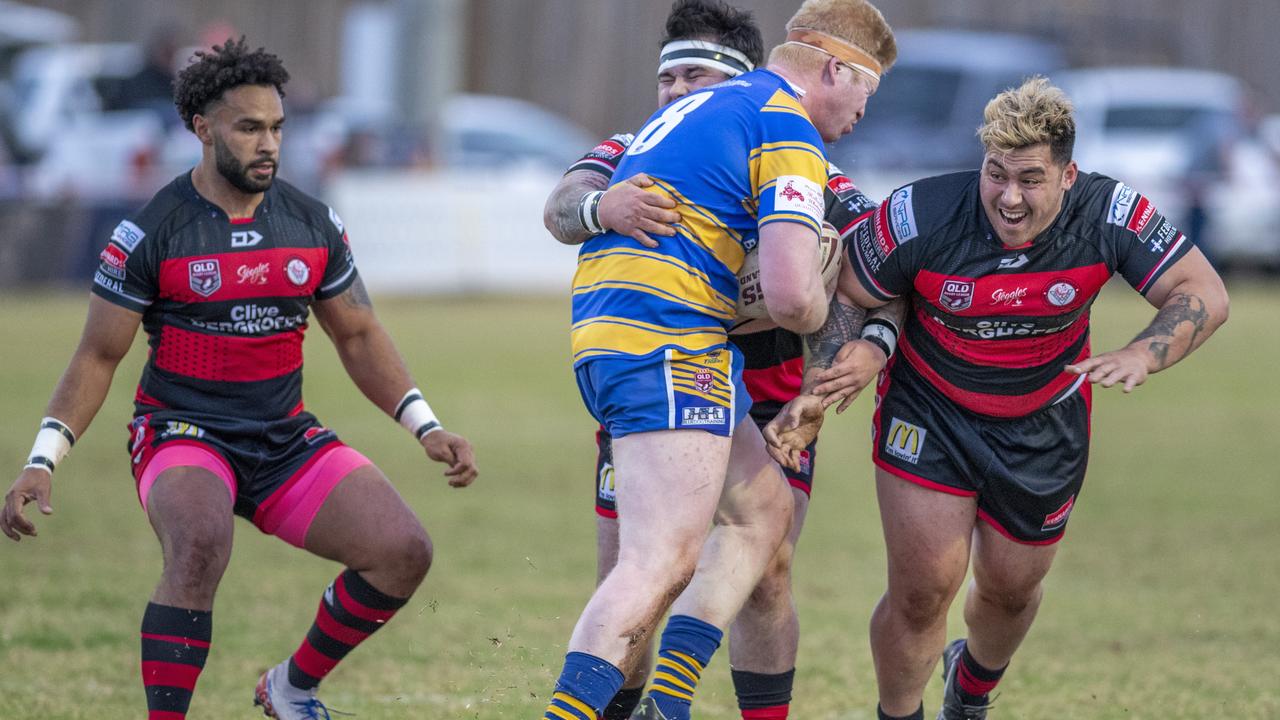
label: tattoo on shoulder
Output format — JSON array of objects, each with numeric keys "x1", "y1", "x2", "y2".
[
  {"x1": 340, "y1": 277, "x2": 373, "y2": 309},
  {"x1": 804, "y1": 297, "x2": 866, "y2": 369}
]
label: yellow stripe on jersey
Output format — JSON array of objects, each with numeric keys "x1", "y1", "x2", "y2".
[
  {"x1": 646, "y1": 178, "x2": 747, "y2": 272},
  {"x1": 575, "y1": 247, "x2": 736, "y2": 313},
  {"x1": 762, "y1": 88, "x2": 811, "y2": 118},
  {"x1": 571, "y1": 317, "x2": 727, "y2": 362}
]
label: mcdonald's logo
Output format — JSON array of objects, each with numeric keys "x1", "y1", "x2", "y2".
[{"x1": 884, "y1": 417, "x2": 927, "y2": 464}]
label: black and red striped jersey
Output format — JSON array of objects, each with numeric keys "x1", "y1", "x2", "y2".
[
  {"x1": 567, "y1": 133, "x2": 877, "y2": 412},
  {"x1": 91, "y1": 172, "x2": 358, "y2": 420},
  {"x1": 848, "y1": 170, "x2": 1192, "y2": 418}
]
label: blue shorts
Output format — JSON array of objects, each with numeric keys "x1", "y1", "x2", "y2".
[{"x1": 575, "y1": 347, "x2": 752, "y2": 439}]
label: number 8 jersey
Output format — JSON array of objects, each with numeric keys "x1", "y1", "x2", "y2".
[{"x1": 570, "y1": 69, "x2": 828, "y2": 367}]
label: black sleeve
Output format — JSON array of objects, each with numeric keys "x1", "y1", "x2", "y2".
[
  {"x1": 1100, "y1": 181, "x2": 1194, "y2": 294},
  {"x1": 564, "y1": 133, "x2": 634, "y2": 180},
  {"x1": 315, "y1": 205, "x2": 359, "y2": 300},
  {"x1": 845, "y1": 183, "x2": 926, "y2": 301},
  {"x1": 90, "y1": 218, "x2": 158, "y2": 313},
  {"x1": 824, "y1": 161, "x2": 878, "y2": 235}
]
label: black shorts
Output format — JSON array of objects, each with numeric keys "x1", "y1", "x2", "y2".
[
  {"x1": 872, "y1": 358, "x2": 1091, "y2": 544},
  {"x1": 127, "y1": 409, "x2": 363, "y2": 535},
  {"x1": 593, "y1": 412, "x2": 817, "y2": 519}
]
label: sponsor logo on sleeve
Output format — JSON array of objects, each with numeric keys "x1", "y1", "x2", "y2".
[
  {"x1": 853, "y1": 220, "x2": 883, "y2": 275},
  {"x1": 1126, "y1": 197, "x2": 1156, "y2": 236},
  {"x1": 328, "y1": 206, "x2": 345, "y2": 234},
  {"x1": 1045, "y1": 280, "x2": 1079, "y2": 307},
  {"x1": 1041, "y1": 495, "x2": 1075, "y2": 531},
  {"x1": 884, "y1": 417, "x2": 927, "y2": 464},
  {"x1": 871, "y1": 207, "x2": 897, "y2": 258},
  {"x1": 111, "y1": 220, "x2": 145, "y2": 252},
  {"x1": 827, "y1": 174, "x2": 856, "y2": 196},
  {"x1": 888, "y1": 185, "x2": 919, "y2": 242},
  {"x1": 98, "y1": 244, "x2": 128, "y2": 280},
  {"x1": 230, "y1": 229, "x2": 263, "y2": 248},
  {"x1": 938, "y1": 279, "x2": 975, "y2": 312},
  {"x1": 1149, "y1": 220, "x2": 1179, "y2": 253},
  {"x1": 588, "y1": 139, "x2": 628, "y2": 161},
  {"x1": 774, "y1": 175, "x2": 824, "y2": 223},
  {"x1": 188, "y1": 259, "x2": 222, "y2": 297},
  {"x1": 1107, "y1": 183, "x2": 1137, "y2": 225}
]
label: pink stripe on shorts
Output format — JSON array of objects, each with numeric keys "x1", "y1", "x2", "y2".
[
  {"x1": 255, "y1": 444, "x2": 372, "y2": 548},
  {"x1": 137, "y1": 441, "x2": 237, "y2": 512}
]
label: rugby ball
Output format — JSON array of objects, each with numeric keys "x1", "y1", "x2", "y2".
[{"x1": 735, "y1": 221, "x2": 844, "y2": 320}]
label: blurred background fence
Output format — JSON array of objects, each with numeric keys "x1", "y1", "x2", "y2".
[{"x1": 3, "y1": 0, "x2": 1280, "y2": 292}]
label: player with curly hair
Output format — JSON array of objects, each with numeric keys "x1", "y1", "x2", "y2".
[{"x1": 1, "y1": 37, "x2": 478, "y2": 720}]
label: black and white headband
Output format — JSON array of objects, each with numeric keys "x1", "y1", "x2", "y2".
[{"x1": 658, "y1": 40, "x2": 755, "y2": 77}]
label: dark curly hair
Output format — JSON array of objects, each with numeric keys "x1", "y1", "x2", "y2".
[
  {"x1": 662, "y1": 0, "x2": 764, "y2": 68},
  {"x1": 173, "y1": 36, "x2": 290, "y2": 132}
]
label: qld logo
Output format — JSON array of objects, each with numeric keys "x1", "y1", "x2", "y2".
[
  {"x1": 938, "y1": 279, "x2": 974, "y2": 312},
  {"x1": 694, "y1": 368, "x2": 714, "y2": 393},
  {"x1": 188, "y1": 259, "x2": 221, "y2": 297}
]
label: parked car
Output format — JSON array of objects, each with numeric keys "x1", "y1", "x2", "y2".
[
  {"x1": 827, "y1": 28, "x2": 1065, "y2": 179},
  {"x1": 1058, "y1": 66, "x2": 1280, "y2": 271}
]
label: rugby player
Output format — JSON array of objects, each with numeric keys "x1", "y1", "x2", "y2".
[
  {"x1": 768, "y1": 77, "x2": 1229, "y2": 720},
  {"x1": 539, "y1": 3, "x2": 896, "y2": 720},
  {"x1": 0, "y1": 38, "x2": 478, "y2": 720},
  {"x1": 543, "y1": 2, "x2": 902, "y2": 718}
]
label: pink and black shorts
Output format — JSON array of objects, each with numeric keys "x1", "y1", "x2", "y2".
[{"x1": 128, "y1": 410, "x2": 372, "y2": 548}]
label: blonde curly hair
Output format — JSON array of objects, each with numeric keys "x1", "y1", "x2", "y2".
[{"x1": 978, "y1": 76, "x2": 1076, "y2": 165}]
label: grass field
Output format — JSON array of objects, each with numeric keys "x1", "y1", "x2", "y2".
[{"x1": 0, "y1": 281, "x2": 1277, "y2": 720}]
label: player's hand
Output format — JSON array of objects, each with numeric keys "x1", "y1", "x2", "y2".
[
  {"x1": 810, "y1": 339, "x2": 888, "y2": 413},
  {"x1": 762, "y1": 395, "x2": 826, "y2": 472},
  {"x1": 597, "y1": 173, "x2": 680, "y2": 248},
  {"x1": 2, "y1": 468, "x2": 54, "y2": 542},
  {"x1": 1066, "y1": 347, "x2": 1151, "y2": 393},
  {"x1": 421, "y1": 430, "x2": 478, "y2": 487}
]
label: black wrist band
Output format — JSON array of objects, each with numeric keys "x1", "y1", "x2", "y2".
[
  {"x1": 414, "y1": 421, "x2": 441, "y2": 440},
  {"x1": 863, "y1": 335, "x2": 892, "y2": 358}
]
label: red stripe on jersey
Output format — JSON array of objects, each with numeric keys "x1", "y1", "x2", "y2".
[
  {"x1": 141, "y1": 660, "x2": 203, "y2": 689},
  {"x1": 154, "y1": 325, "x2": 303, "y2": 382},
  {"x1": 1137, "y1": 233, "x2": 1187, "y2": 293},
  {"x1": 158, "y1": 247, "x2": 329, "y2": 302},
  {"x1": 899, "y1": 335, "x2": 1090, "y2": 417},
  {"x1": 229, "y1": 217, "x2": 254, "y2": 225},
  {"x1": 914, "y1": 305, "x2": 1090, "y2": 368},
  {"x1": 742, "y1": 356, "x2": 804, "y2": 404},
  {"x1": 917, "y1": 264, "x2": 1110, "y2": 317}
]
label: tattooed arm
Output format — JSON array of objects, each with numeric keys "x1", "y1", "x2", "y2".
[
  {"x1": 1067, "y1": 247, "x2": 1229, "y2": 392},
  {"x1": 542, "y1": 169, "x2": 680, "y2": 248}
]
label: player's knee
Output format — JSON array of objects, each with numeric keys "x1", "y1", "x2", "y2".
[
  {"x1": 891, "y1": 584, "x2": 953, "y2": 628},
  {"x1": 976, "y1": 579, "x2": 1041, "y2": 617},
  {"x1": 162, "y1": 530, "x2": 230, "y2": 592},
  {"x1": 391, "y1": 527, "x2": 433, "y2": 584}
]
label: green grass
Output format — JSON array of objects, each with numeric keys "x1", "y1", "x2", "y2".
[{"x1": 0, "y1": 281, "x2": 1277, "y2": 719}]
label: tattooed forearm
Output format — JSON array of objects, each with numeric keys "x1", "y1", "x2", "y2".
[
  {"x1": 340, "y1": 276, "x2": 373, "y2": 309},
  {"x1": 545, "y1": 172, "x2": 609, "y2": 245},
  {"x1": 1131, "y1": 293, "x2": 1208, "y2": 369},
  {"x1": 804, "y1": 296, "x2": 867, "y2": 370}
]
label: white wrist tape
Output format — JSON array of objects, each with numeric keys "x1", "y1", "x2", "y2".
[
  {"x1": 25, "y1": 417, "x2": 76, "y2": 474},
  {"x1": 860, "y1": 318, "x2": 899, "y2": 358},
  {"x1": 394, "y1": 388, "x2": 443, "y2": 440},
  {"x1": 578, "y1": 190, "x2": 606, "y2": 235}
]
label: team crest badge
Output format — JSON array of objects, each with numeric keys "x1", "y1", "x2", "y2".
[
  {"x1": 188, "y1": 259, "x2": 221, "y2": 297},
  {"x1": 938, "y1": 279, "x2": 974, "y2": 312},
  {"x1": 1045, "y1": 280, "x2": 1078, "y2": 307},
  {"x1": 286, "y1": 257, "x2": 311, "y2": 286},
  {"x1": 694, "y1": 368, "x2": 714, "y2": 393}
]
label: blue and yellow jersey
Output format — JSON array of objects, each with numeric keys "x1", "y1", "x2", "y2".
[{"x1": 571, "y1": 69, "x2": 828, "y2": 366}]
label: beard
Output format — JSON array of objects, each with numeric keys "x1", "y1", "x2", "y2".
[{"x1": 213, "y1": 135, "x2": 276, "y2": 194}]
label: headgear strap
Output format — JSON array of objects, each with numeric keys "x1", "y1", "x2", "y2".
[
  {"x1": 658, "y1": 40, "x2": 755, "y2": 78},
  {"x1": 784, "y1": 28, "x2": 882, "y2": 81}
]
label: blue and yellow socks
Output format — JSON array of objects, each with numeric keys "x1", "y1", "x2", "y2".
[
  {"x1": 543, "y1": 651, "x2": 625, "y2": 720},
  {"x1": 648, "y1": 615, "x2": 723, "y2": 720}
]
